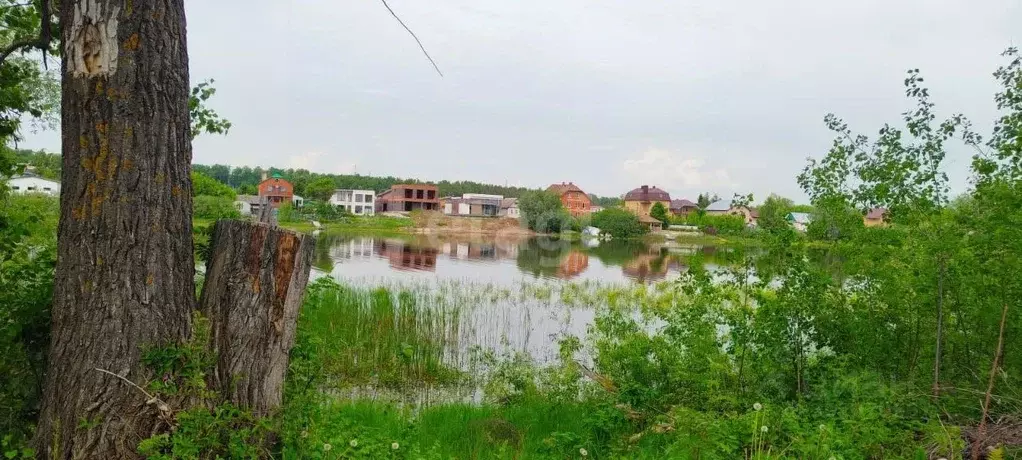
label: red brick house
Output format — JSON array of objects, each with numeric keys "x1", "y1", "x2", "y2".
[
  {"x1": 375, "y1": 184, "x2": 439, "y2": 213},
  {"x1": 258, "y1": 172, "x2": 293, "y2": 208},
  {"x1": 547, "y1": 182, "x2": 592, "y2": 216}
]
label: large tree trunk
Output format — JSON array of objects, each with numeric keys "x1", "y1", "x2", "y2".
[
  {"x1": 199, "y1": 220, "x2": 315, "y2": 414},
  {"x1": 34, "y1": 1, "x2": 193, "y2": 458}
]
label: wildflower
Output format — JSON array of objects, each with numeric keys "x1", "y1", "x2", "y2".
[
  {"x1": 300, "y1": 430, "x2": 308, "y2": 438},
  {"x1": 350, "y1": 439, "x2": 358, "y2": 448},
  {"x1": 753, "y1": 402, "x2": 763, "y2": 411},
  {"x1": 392, "y1": 442, "x2": 400, "y2": 450},
  {"x1": 819, "y1": 424, "x2": 826, "y2": 432},
  {"x1": 323, "y1": 444, "x2": 332, "y2": 451},
  {"x1": 761, "y1": 425, "x2": 768, "y2": 433},
  {"x1": 580, "y1": 447, "x2": 588, "y2": 456}
]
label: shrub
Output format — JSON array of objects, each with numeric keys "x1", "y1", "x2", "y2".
[
  {"x1": 191, "y1": 170, "x2": 236, "y2": 199},
  {"x1": 193, "y1": 195, "x2": 241, "y2": 220},
  {"x1": 590, "y1": 208, "x2": 647, "y2": 238},
  {"x1": 518, "y1": 191, "x2": 571, "y2": 233}
]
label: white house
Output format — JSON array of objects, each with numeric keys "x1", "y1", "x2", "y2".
[
  {"x1": 234, "y1": 195, "x2": 262, "y2": 216},
  {"x1": 499, "y1": 198, "x2": 520, "y2": 219},
  {"x1": 292, "y1": 195, "x2": 305, "y2": 208},
  {"x1": 787, "y1": 212, "x2": 812, "y2": 232},
  {"x1": 329, "y1": 189, "x2": 375, "y2": 216},
  {"x1": 8, "y1": 174, "x2": 60, "y2": 196}
]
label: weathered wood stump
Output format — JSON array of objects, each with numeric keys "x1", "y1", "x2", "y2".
[{"x1": 198, "y1": 220, "x2": 315, "y2": 414}]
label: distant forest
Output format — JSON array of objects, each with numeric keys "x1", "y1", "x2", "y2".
[{"x1": 5, "y1": 149, "x2": 622, "y2": 205}]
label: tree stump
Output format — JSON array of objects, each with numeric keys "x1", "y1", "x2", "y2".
[{"x1": 198, "y1": 220, "x2": 315, "y2": 414}]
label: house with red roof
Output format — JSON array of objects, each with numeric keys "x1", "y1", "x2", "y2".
[{"x1": 547, "y1": 182, "x2": 592, "y2": 216}]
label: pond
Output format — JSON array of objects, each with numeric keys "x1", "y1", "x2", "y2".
[{"x1": 310, "y1": 232, "x2": 750, "y2": 285}]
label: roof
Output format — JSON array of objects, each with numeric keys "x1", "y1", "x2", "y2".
[
  {"x1": 236, "y1": 194, "x2": 262, "y2": 204},
  {"x1": 787, "y1": 212, "x2": 812, "y2": 224},
  {"x1": 271, "y1": 172, "x2": 283, "y2": 179},
  {"x1": 500, "y1": 198, "x2": 518, "y2": 209},
  {"x1": 866, "y1": 207, "x2": 888, "y2": 219},
  {"x1": 623, "y1": 186, "x2": 671, "y2": 202},
  {"x1": 670, "y1": 199, "x2": 697, "y2": 210},
  {"x1": 705, "y1": 200, "x2": 731, "y2": 212},
  {"x1": 547, "y1": 182, "x2": 585, "y2": 195},
  {"x1": 638, "y1": 214, "x2": 663, "y2": 224}
]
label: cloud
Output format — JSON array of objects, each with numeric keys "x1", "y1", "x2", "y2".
[{"x1": 621, "y1": 149, "x2": 735, "y2": 191}]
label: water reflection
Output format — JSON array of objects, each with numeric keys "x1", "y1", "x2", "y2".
[{"x1": 312, "y1": 233, "x2": 759, "y2": 284}]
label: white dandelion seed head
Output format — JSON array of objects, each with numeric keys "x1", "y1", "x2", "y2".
[
  {"x1": 753, "y1": 402, "x2": 763, "y2": 411},
  {"x1": 349, "y1": 439, "x2": 358, "y2": 447},
  {"x1": 580, "y1": 447, "x2": 588, "y2": 456},
  {"x1": 761, "y1": 425, "x2": 768, "y2": 433},
  {"x1": 323, "y1": 443, "x2": 332, "y2": 451},
  {"x1": 392, "y1": 442, "x2": 400, "y2": 450}
]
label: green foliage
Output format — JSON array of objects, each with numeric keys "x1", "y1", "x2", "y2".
[
  {"x1": 189, "y1": 79, "x2": 232, "y2": 139},
  {"x1": 305, "y1": 177, "x2": 336, "y2": 202},
  {"x1": 590, "y1": 208, "x2": 647, "y2": 239},
  {"x1": 8, "y1": 148, "x2": 59, "y2": 179},
  {"x1": 0, "y1": 193, "x2": 56, "y2": 442},
  {"x1": 192, "y1": 195, "x2": 241, "y2": 220},
  {"x1": 649, "y1": 201, "x2": 669, "y2": 224},
  {"x1": 191, "y1": 170, "x2": 236, "y2": 199},
  {"x1": 518, "y1": 190, "x2": 570, "y2": 233},
  {"x1": 756, "y1": 194, "x2": 794, "y2": 233},
  {"x1": 676, "y1": 213, "x2": 747, "y2": 235},
  {"x1": 277, "y1": 203, "x2": 302, "y2": 223},
  {"x1": 137, "y1": 404, "x2": 272, "y2": 460}
]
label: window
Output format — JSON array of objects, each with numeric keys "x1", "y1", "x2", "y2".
[
  {"x1": 266, "y1": 186, "x2": 272, "y2": 192},
  {"x1": 44, "y1": 187, "x2": 52, "y2": 191},
  {"x1": 12, "y1": 186, "x2": 19, "y2": 190},
  {"x1": 28, "y1": 186, "x2": 36, "y2": 190},
  {"x1": 355, "y1": 205, "x2": 363, "y2": 214},
  {"x1": 355, "y1": 194, "x2": 363, "y2": 202}
]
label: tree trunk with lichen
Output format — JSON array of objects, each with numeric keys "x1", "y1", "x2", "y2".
[
  {"x1": 34, "y1": 1, "x2": 194, "y2": 458},
  {"x1": 199, "y1": 220, "x2": 315, "y2": 414}
]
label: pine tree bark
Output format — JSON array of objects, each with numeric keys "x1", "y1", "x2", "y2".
[
  {"x1": 199, "y1": 220, "x2": 315, "y2": 414},
  {"x1": 34, "y1": 1, "x2": 193, "y2": 458}
]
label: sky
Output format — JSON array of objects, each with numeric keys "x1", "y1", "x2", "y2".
[{"x1": 19, "y1": 0, "x2": 1022, "y2": 201}]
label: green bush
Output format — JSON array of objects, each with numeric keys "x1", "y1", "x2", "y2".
[
  {"x1": 191, "y1": 170, "x2": 236, "y2": 199},
  {"x1": 192, "y1": 195, "x2": 241, "y2": 220},
  {"x1": 518, "y1": 191, "x2": 571, "y2": 233},
  {"x1": 675, "y1": 213, "x2": 747, "y2": 235},
  {"x1": 590, "y1": 208, "x2": 647, "y2": 239}
]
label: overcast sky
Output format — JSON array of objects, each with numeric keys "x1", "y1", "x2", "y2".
[{"x1": 20, "y1": 0, "x2": 1022, "y2": 201}]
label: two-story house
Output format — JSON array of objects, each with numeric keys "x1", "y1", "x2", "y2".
[{"x1": 330, "y1": 189, "x2": 376, "y2": 215}]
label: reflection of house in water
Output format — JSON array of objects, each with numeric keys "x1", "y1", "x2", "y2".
[
  {"x1": 375, "y1": 239, "x2": 438, "y2": 272},
  {"x1": 621, "y1": 248, "x2": 685, "y2": 283},
  {"x1": 329, "y1": 237, "x2": 376, "y2": 261},
  {"x1": 441, "y1": 240, "x2": 519, "y2": 261},
  {"x1": 557, "y1": 251, "x2": 590, "y2": 280}
]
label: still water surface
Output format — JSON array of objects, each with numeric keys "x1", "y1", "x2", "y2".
[{"x1": 311, "y1": 232, "x2": 743, "y2": 285}]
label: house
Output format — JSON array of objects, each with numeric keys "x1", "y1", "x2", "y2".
[
  {"x1": 547, "y1": 182, "x2": 592, "y2": 216},
  {"x1": 8, "y1": 173, "x2": 60, "y2": 196},
  {"x1": 442, "y1": 193, "x2": 503, "y2": 217},
  {"x1": 864, "y1": 207, "x2": 888, "y2": 227},
  {"x1": 257, "y1": 172, "x2": 293, "y2": 209},
  {"x1": 623, "y1": 185, "x2": 671, "y2": 218},
  {"x1": 590, "y1": 205, "x2": 604, "y2": 213},
  {"x1": 706, "y1": 199, "x2": 758, "y2": 225},
  {"x1": 292, "y1": 195, "x2": 305, "y2": 208},
  {"x1": 786, "y1": 212, "x2": 812, "y2": 232},
  {"x1": 234, "y1": 195, "x2": 261, "y2": 216},
  {"x1": 638, "y1": 214, "x2": 664, "y2": 232},
  {"x1": 375, "y1": 184, "x2": 439, "y2": 213},
  {"x1": 499, "y1": 198, "x2": 520, "y2": 219},
  {"x1": 669, "y1": 199, "x2": 698, "y2": 216},
  {"x1": 329, "y1": 189, "x2": 376, "y2": 216},
  {"x1": 704, "y1": 199, "x2": 732, "y2": 215}
]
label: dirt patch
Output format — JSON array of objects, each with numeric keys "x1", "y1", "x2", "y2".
[{"x1": 410, "y1": 212, "x2": 534, "y2": 236}]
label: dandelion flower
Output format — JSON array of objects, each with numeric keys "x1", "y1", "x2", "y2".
[
  {"x1": 349, "y1": 439, "x2": 358, "y2": 448},
  {"x1": 761, "y1": 425, "x2": 769, "y2": 433},
  {"x1": 580, "y1": 447, "x2": 588, "y2": 456},
  {"x1": 392, "y1": 442, "x2": 400, "y2": 450},
  {"x1": 323, "y1": 444, "x2": 332, "y2": 451},
  {"x1": 753, "y1": 402, "x2": 763, "y2": 411}
]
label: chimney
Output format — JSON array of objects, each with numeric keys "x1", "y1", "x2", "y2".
[{"x1": 261, "y1": 171, "x2": 268, "y2": 181}]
